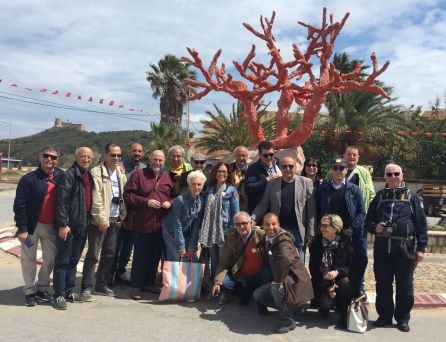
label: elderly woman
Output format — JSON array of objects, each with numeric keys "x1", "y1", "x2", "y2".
[
  {"x1": 309, "y1": 214, "x2": 354, "y2": 329},
  {"x1": 162, "y1": 170, "x2": 206, "y2": 261},
  {"x1": 200, "y1": 162, "x2": 240, "y2": 280},
  {"x1": 302, "y1": 158, "x2": 323, "y2": 190}
]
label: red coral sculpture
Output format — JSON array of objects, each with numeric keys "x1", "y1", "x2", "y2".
[{"x1": 182, "y1": 7, "x2": 389, "y2": 149}]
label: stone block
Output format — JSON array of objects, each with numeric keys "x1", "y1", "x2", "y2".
[
  {"x1": 431, "y1": 246, "x2": 441, "y2": 253},
  {"x1": 441, "y1": 246, "x2": 446, "y2": 254},
  {"x1": 437, "y1": 237, "x2": 445, "y2": 247},
  {"x1": 428, "y1": 236, "x2": 437, "y2": 246}
]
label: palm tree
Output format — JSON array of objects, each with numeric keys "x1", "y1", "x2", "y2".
[
  {"x1": 147, "y1": 122, "x2": 175, "y2": 153},
  {"x1": 146, "y1": 54, "x2": 196, "y2": 136}
]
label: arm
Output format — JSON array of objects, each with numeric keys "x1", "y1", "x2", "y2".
[
  {"x1": 412, "y1": 194, "x2": 428, "y2": 255},
  {"x1": 304, "y1": 179, "x2": 316, "y2": 239},
  {"x1": 244, "y1": 164, "x2": 267, "y2": 196},
  {"x1": 251, "y1": 181, "x2": 272, "y2": 224},
  {"x1": 90, "y1": 167, "x2": 108, "y2": 228},
  {"x1": 228, "y1": 187, "x2": 240, "y2": 229},
  {"x1": 170, "y1": 198, "x2": 186, "y2": 252},
  {"x1": 271, "y1": 238, "x2": 294, "y2": 283},
  {"x1": 123, "y1": 171, "x2": 151, "y2": 208},
  {"x1": 13, "y1": 176, "x2": 32, "y2": 234},
  {"x1": 365, "y1": 195, "x2": 380, "y2": 234},
  {"x1": 351, "y1": 187, "x2": 366, "y2": 236}
]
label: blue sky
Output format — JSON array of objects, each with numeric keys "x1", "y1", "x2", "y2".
[{"x1": 0, "y1": 0, "x2": 445, "y2": 139}]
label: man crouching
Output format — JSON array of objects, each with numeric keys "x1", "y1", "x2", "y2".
[{"x1": 253, "y1": 213, "x2": 313, "y2": 334}]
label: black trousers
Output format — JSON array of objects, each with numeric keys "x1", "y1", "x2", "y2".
[
  {"x1": 112, "y1": 228, "x2": 135, "y2": 277},
  {"x1": 374, "y1": 242, "x2": 415, "y2": 323},
  {"x1": 318, "y1": 277, "x2": 352, "y2": 317},
  {"x1": 131, "y1": 231, "x2": 163, "y2": 289}
]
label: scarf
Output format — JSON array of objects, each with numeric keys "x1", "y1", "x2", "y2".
[
  {"x1": 320, "y1": 236, "x2": 340, "y2": 274},
  {"x1": 199, "y1": 184, "x2": 226, "y2": 247}
]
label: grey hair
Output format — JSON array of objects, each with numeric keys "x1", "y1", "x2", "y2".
[
  {"x1": 187, "y1": 170, "x2": 207, "y2": 185},
  {"x1": 40, "y1": 146, "x2": 60, "y2": 155},
  {"x1": 168, "y1": 145, "x2": 185, "y2": 157},
  {"x1": 384, "y1": 163, "x2": 402, "y2": 174},
  {"x1": 233, "y1": 145, "x2": 248, "y2": 154},
  {"x1": 234, "y1": 211, "x2": 251, "y2": 222}
]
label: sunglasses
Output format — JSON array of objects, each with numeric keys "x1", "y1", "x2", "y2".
[
  {"x1": 281, "y1": 164, "x2": 294, "y2": 170},
  {"x1": 262, "y1": 153, "x2": 274, "y2": 158},
  {"x1": 42, "y1": 153, "x2": 58, "y2": 160},
  {"x1": 109, "y1": 153, "x2": 122, "y2": 158},
  {"x1": 194, "y1": 160, "x2": 206, "y2": 164},
  {"x1": 386, "y1": 172, "x2": 401, "y2": 177},
  {"x1": 306, "y1": 164, "x2": 318, "y2": 168},
  {"x1": 332, "y1": 166, "x2": 345, "y2": 171}
]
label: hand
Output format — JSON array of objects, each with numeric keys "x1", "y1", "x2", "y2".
[
  {"x1": 59, "y1": 226, "x2": 71, "y2": 241},
  {"x1": 415, "y1": 251, "x2": 424, "y2": 264},
  {"x1": 323, "y1": 270, "x2": 338, "y2": 281},
  {"x1": 179, "y1": 249, "x2": 187, "y2": 258},
  {"x1": 266, "y1": 173, "x2": 280, "y2": 181},
  {"x1": 327, "y1": 284, "x2": 338, "y2": 299},
  {"x1": 148, "y1": 199, "x2": 161, "y2": 209},
  {"x1": 17, "y1": 232, "x2": 28, "y2": 243},
  {"x1": 161, "y1": 201, "x2": 171, "y2": 209},
  {"x1": 186, "y1": 248, "x2": 196, "y2": 259},
  {"x1": 115, "y1": 221, "x2": 123, "y2": 229},
  {"x1": 375, "y1": 221, "x2": 386, "y2": 234},
  {"x1": 99, "y1": 221, "x2": 109, "y2": 232},
  {"x1": 271, "y1": 281, "x2": 283, "y2": 285},
  {"x1": 212, "y1": 284, "x2": 220, "y2": 296},
  {"x1": 305, "y1": 235, "x2": 314, "y2": 245}
]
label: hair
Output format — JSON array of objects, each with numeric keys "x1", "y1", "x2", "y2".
[
  {"x1": 384, "y1": 163, "x2": 402, "y2": 174},
  {"x1": 234, "y1": 211, "x2": 251, "y2": 222},
  {"x1": 168, "y1": 145, "x2": 185, "y2": 157},
  {"x1": 187, "y1": 170, "x2": 207, "y2": 185},
  {"x1": 262, "y1": 212, "x2": 279, "y2": 225},
  {"x1": 345, "y1": 145, "x2": 360, "y2": 154},
  {"x1": 129, "y1": 142, "x2": 143, "y2": 151},
  {"x1": 233, "y1": 145, "x2": 248, "y2": 154},
  {"x1": 208, "y1": 162, "x2": 234, "y2": 187},
  {"x1": 75, "y1": 146, "x2": 94, "y2": 157},
  {"x1": 150, "y1": 149, "x2": 165, "y2": 160},
  {"x1": 301, "y1": 157, "x2": 323, "y2": 180},
  {"x1": 257, "y1": 140, "x2": 273, "y2": 153},
  {"x1": 40, "y1": 145, "x2": 59, "y2": 155},
  {"x1": 104, "y1": 143, "x2": 120, "y2": 153},
  {"x1": 320, "y1": 214, "x2": 343, "y2": 233}
]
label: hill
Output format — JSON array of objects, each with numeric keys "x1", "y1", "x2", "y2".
[{"x1": 0, "y1": 127, "x2": 151, "y2": 168}]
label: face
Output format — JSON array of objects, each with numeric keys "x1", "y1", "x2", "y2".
[
  {"x1": 281, "y1": 157, "x2": 296, "y2": 181},
  {"x1": 344, "y1": 148, "x2": 359, "y2": 169},
  {"x1": 259, "y1": 148, "x2": 275, "y2": 167},
  {"x1": 188, "y1": 177, "x2": 204, "y2": 197},
  {"x1": 235, "y1": 215, "x2": 252, "y2": 238},
  {"x1": 39, "y1": 149, "x2": 59, "y2": 173},
  {"x1": 235, "y1": 148, "x2": 248, "y2": 167},
  {"x1": 169, "y1": 149, "x2": 183, "y2": 168},
  {"x1": 320, "y1": 219, "x2": 337, "y2": 241},
  {"x1": 105, "y1": 146, "x2": 122, "y2": 169},
  {"x1": 263, "y1": 215, "x2": 281, "y2": 239},
  {"x1": 129, "y1": 143, "x2": 143, "y2": 162},
  {"x1": 193, "y1": 159, "x2": 206, "y2": 171},
  {"x1": 216, "y1": 164, "x2": 229, "y2": 183},
  {"x1": 150, "y1": 151, "x2": 165, "y2": 172},
  {"x1": 331, "y1": 165, "x2": 347, "y2": 183},
  {"x1": 75, "y1": 147, "x2": 94, "y2": 170},
  {"x1": 304, "y1": 160, "x2": 318, "y2": 179},
  {"x1": 384, "y1": 164, "x2": 403, "y2": 189}
]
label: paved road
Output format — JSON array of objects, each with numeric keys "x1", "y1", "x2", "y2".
[{"x1": 0, "y1": 189, "x2": 14, "y2": 225}]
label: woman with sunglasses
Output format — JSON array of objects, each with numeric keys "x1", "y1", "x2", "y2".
[
  {"x1": 302, "y1": 158, "x2": 323, "y2": 190},
  {"x1": 199, "y1": 162, "x2": 240, "y2": 283}
]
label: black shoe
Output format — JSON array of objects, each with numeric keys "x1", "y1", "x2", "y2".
[
  {"x1": 35, "y1": 291, "x2": 53, "y2": 302},
  {"x1": 319, "y1": 309, "x2": 330, "y2": 318},
  {"x1": 397, "y1": 321, "x2": 410, "y2": 332},
  {"x1": 25, "y1": 294, "x2": 37, "y2": 307},
  {"x1": 65, "y1": 292, "x2": 84, "y2": 303},
  {"x1": 80, "y1": 288, "x2": 93, "y2": 302},
  {"x1": 238, "y1": 298, "x2": 250, "y2": 306},
  {"x1": 53, "y1": 296, "x2": 67, "y2": 310},
  {"x1": 373, "y1": 317, "x2": 393, "y2": 327},
  {"x1": 336, "y1": 316, "x2": 348, "y2": 330},
  {"x1": 95, "y1": 287, "x2": 117, "y2": 297},
  {"x1": 257, "y1": 303, "x2": 269, "y2": 316},
  {"x1": 277, "y1": 320, "x2": 296, "y2": 334}
]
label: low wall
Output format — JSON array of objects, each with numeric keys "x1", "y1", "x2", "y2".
[{"x1": 367, "y1": 231, "x2": 446, "y2": 254}]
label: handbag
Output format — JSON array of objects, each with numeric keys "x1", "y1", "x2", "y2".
[
  {"x1": 159, "y1": 260, "x2": 205, "y2": 301},
  {"x1": 347, "y1": 295, "x2": 368, "y2": 333}
]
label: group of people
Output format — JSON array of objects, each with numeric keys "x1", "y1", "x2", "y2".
[{"x1": 13, "y1": 140, "x2": 427, "y2": 334}]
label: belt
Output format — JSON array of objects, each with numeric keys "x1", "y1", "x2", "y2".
[{"x1": 376, "y1": 235, "x2": 413, "y2": 241}]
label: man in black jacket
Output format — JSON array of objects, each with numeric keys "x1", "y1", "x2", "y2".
[
  {"x1": 13, "y1": 146, "x2": 63, "y2": 306},
  {"x1": 53, "y1": 146, "x2": 94, "y2": 310}
]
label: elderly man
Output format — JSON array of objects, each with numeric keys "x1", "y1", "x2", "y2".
[
  {"x1": 163, "y1": 145, "x2": 192, "y2": 195},
  {"x1": 344, "y1": 145, "x2": 375, "y2": 212},
  {"x1": 53, "y1": 146, "x2": 94, "y2": 310},
  {"x1": 13, "y1": 146, "x2": 63, "y2": 306},
  {"x1": 253, "y1": 213, "x2": 313, "y2": 334},
  {"x1": 252, "y1": 156, "x2": 316, "y2": 260},
  {"x1": 316, "y1": 158, "x2": 367, "y2": 299},
  {"x1": 245, "y1": 140, "x2": 281, "y2": 213},
  {"x1": 212, "y1": 211, "x2": 271, "y2": 310},
  {"x1": 179, "y1": 151, "x2": 207, "y2": 193},
  {"x1": 124, "y1": 150, "x2": 174, "y2": 300},
  {"x1": 366, "y1": 163, "x2": 427, "y2": 332},
  {"x1": 230, "y1": 146, "x2": 249, "y2": 211},
  {"x1": 113, "y1": 142, "x2": 146, "y2": 283},
  {"x1": 80, "y1": 143, "x2": 127, "y2": 299}
]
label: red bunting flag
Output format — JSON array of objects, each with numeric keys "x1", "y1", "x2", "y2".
[
  {"x1": 129, "y1": 108, "x2": 134, "y2": 112},
  {"x1": 77, "y1": 95, "x2": 82, "y2": 100},
  {"x1": 118, "y1": 104, "x2": 124, "y2": 108},
  {"x1": 108, "y1": 100, "x2": 114, "y2": 106},
  {"x1": 52, "y1": 90, "x2": 58, "y2": 94},
  {"x1": 88, "y1": 96, "x2": 93, "y2": 102},
  {"x1": 99, "y1": 99, "x2": 104, "y2": 104},
  {"x1": 10, "y1": 83, "x2": 18, "y2": 87},
  {"x1": 40, "y1": 88, "x2": 47, "y2": 92},
  {"x1": 65, "y1": 92, "x2": 72, "y2": 97},
  {"x1": 25, "y1": 88, "x2": 32, "y2": 91}
]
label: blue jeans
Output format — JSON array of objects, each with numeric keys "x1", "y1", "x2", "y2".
[
  {"x1": 53, "y1": 230, "x2": 88, "y2": 298},
  {"x1": 253, "y1": 282, "x2": 295, "y2": 323},
  {"x1": 222, "y1": 266, "x2": 272, "y2": 301}
]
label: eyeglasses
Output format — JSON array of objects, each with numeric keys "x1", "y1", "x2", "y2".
[
  {"x1": 306, "y1": 164, "x2": 318, "y2": 168},
  {"x1": 262, "y1": 153, "x2": 274, "y2": 158},
  {"x1": 386, "y1": 172, "x2": 401, "y2": 177},
  {"x1": 281, "y1": 164, "x2": 294, "y2": 170},
  {"x1": 332, "y1": 166, "x2": 345, "y2": 171},
  {"x1": 109, "y1": 153, "x2": 122, "y2": 158},
  {"x1": 194, "y1": 160, "x2": 206, "y2": 164},
  {"x1": 42, "y1": 153, "x2": 58, "y2": 160},
  {"x1": 235, "y1": 221, "x2": 250, "y2": 227}
]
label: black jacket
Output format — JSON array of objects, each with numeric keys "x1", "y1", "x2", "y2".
[
  {"x1": 56, "y1": 162, "x2": 93, "y2": 231},
  {"x1": 13, "y1": 166, "x2": 64, "y2": 234}
]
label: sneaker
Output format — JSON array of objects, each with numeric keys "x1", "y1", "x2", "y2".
[
  {"x1": 65, "y1": 293, "x2": 84, "y2": 303},
  {"x1": 257, "y1": 303, "x2": 269, "y2": 316},
  {"x1": 53, "y1": 296, "x2": 67, "y2": 310},
  {"x1": 277, "y1": 320, "x2": 296, "y2": 334},
  {"x1": 95, "y1": 287, "x2": 117, "y2": 297},
  {"x1": 35, "y1": 291, "x2": 53, "y2": 302},
  {"x1": 130, "y1": 288, "x2": 142, "y2": 300},
  {"x1": 116, "y1": 271, "x2": 131, "y2": 283},
  {"x1": 80, "y1": 289, "x2": 93, "y2": 302},
  {"x1": 25, "y1": 294, "x2": 37, "y2": 307}
]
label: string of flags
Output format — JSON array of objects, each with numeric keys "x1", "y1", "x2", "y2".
[
  {"x1": 0, "y1": 78, "x2": 159, "y2": 116},
  {"x1": 312, "y1": 129, "x2": 446, "y2": 137}
]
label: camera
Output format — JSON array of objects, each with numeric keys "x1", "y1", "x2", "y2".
[
  {"x1": 111, "y1": 197, "x2": 123, "y2": 205},
  {"x1": 382, "y1": 220, "x2": 398, "y2": 238}
]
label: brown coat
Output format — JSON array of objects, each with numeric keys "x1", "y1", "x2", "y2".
[
  {"x1": 213, "y1": 226, "x2": 266, "y2": 287},
  {"x1": 268, "y1": 229, "x2": 314, "y2": 310}
]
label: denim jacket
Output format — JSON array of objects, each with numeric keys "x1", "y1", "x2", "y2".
[{"x1": 162, "y1": 191, "x2": 204, "y2": 251}]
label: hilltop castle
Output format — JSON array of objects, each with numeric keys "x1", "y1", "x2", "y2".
[{"x1": 53, "y1": 118, "x2": 85, "y2": 131}]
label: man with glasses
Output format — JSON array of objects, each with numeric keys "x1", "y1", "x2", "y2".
[
  {"x1": 53, "y1": 146, "x2": 94, "y2": 310},
  {"x1": 245, "y1": 140, "x2": 281, "y2": 213},
  {"x1": 81, "y1": 143, "x2": 127, "y2": 299},
  {"x1": 315, "y1": 158, "x2": 367, "y2": 300},
  {"x1": 164, "y1": 145, "x2": 192, "y2": 195},
  {"x1": 179, "y1": 151, "x2": 208, "y2": 193},
  {"x1": 14, "y1": 146, "x2": 63, "y2": 306},
  {"x1": 251, "y1": 156, "x2": 316, "y2": 260},
  {"x1": 230, "y1": 146, "x2": 249, "y2": 211},
  {"x1": 366, "y1": 163, "x2": 427, "y2": 332}
]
